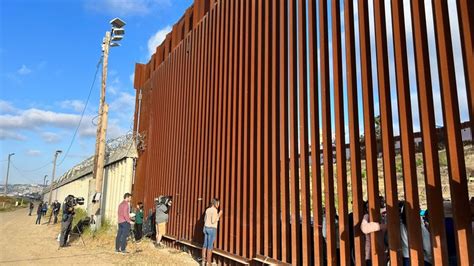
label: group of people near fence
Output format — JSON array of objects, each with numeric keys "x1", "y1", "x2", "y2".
[
  {"x1": 115, "y1": 192, "x2": 473, "y2": 265},
  {"x1": 115, "y1": 193, "x2": 177, "y2": 253},
  {"x1": 323, "y1": 196, "x2": 474, "y2": 266},
  {"x1": 33, "y1": 201, "x2": 46, "y2": 224},
  {"x1": 31, "y1": 200, "x2": 62, "y2": 225},
  {"x1": 115, "y1": 192, "x2": 221, "y2": 265}
]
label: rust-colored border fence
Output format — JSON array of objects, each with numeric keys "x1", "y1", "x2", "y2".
[{"x1": 133, "y1": 0, "x2": 474, "y2": 265}]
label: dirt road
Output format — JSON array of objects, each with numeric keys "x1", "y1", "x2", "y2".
[{"x1": 0, "y1": 208, "x2": 198, "y2": 265}]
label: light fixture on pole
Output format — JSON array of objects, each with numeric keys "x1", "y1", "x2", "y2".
[
  {"x1": 91, "y1": 17, "x2": 125, "y2": 230},
  {"x1": 43, "y1": 175, "x2": 48, "y2": 186},
  {"x1": 3, "y1": 153, "x2": 15, "y2": 196}
]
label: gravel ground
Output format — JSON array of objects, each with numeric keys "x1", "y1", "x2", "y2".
[{"x1": 0, "y1": 208, "x2": 199, "y2": 265}]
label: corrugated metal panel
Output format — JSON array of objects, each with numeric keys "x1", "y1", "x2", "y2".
[{"x1": 102, "y1": 158, "x2": 134, "y2": 224}]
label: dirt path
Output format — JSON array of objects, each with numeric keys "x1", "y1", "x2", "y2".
[{"x1": 0, "y1": 208, "x2": 199, "y2": 265}]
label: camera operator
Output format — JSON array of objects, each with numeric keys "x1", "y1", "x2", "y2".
[
  {"x1": 155, "y1": 195, "x2": 172, "y2": 247},
  {"x1": 59, "y1": 195, "x2": 75, "y2": 248}
]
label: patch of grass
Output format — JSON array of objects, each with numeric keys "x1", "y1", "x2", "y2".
[
  {"x1": 72, "y1": 207, "x2": 88, "y2": 228},
  {"x1": 395, "y1": 158, "x2": 403, "y2": 175},
  {"x1": 94, "y1": 219, "x2": 113, "y2": 235},
  {"x1": 416, "y1": 157, "x2": 424, "y2": 167},
  {"x1": 0, "y1": 196, "x2": 30, "y2": 212},
  {"x1": 439, "y1": 151, "x2": 448, "y2": 167}
]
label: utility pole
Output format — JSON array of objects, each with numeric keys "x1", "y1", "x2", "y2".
[
  {"x1": 3, "y1": 153, "x2": 14, "y2": 196},
  {"x1": 91, "y1": 18, "x2": 125, "y2": 230},
  {"x1": 91, "y1": 31, "x2": 110, "y2": 230},
  {"x1": 47, "y1": 150, "x2": 62, "y2": 205}
]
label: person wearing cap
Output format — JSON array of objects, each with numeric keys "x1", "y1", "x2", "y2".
[
  {"x1": 155, "y1": 196, "x2": 172, "y2": 247},
  {"x1": 115, "y1": 192, "x2": 134, "y2": 254}
]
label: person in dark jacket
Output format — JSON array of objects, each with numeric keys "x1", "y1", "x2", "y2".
[
  {"x1": 35, "y1": 202, "x2": 43, "y2": 224},
  {"x1": 52, "y1": 200, "x2": 61, "y2": 224},
  {"x1": 134, "y1": 202, "x2": 144, "y2": 241},
  {"x1": 29, "y1": 202, "x2": 34, "y2": 216},
  {"x1": 59, "y1": 196, "x2": 75, "y2": 248},
  {"x1": 41, "y1": 202, "x2": 48, "y2": 216}
]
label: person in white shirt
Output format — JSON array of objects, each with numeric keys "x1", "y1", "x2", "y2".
[{"x1": 201, "y1": 198, "x2": 222, "y2": 265}]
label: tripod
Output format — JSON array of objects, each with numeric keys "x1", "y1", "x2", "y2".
[
  {"x1": 71, "y1": 222, "x2": 86, "y2": 247},
  {"x1": 57, "y1": 218, "x2": 87, "y2": 249}
]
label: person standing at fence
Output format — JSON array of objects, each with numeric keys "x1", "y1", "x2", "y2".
[
  {"x1": 35, "y1": 201, "x2": 43, "y2": 224},
  {"x1": 28, "y1": 202, "x2": 34, "y2": 216},
  {"x1": 201, "y1": 198, "x2": 222, "y2": 265},
  {"x1": 155, "y1": 196, "x2": 172, "y2": 247},
  {"x1": 399, "y1": 201, "x2": 433, "y2": 266},
  {"x1": 115, "y1": 193, "x2": 134, "y2": 254},
  {"x1": 360, "y1": 201, "x2": 386, "y2": 266},
  {"x1": 134, "y1": 202, "x2": 144, "y2": 241}
]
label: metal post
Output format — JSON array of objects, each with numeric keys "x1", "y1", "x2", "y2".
[
  {"x1": 48, "y1": 150, "x2": 61, "y2": 205},
  {"x1": 135, "y1": 89, "x2": 142, "y2": 144},
  {"x1": 3, "y1": 153, "x2": 14, "y2": 196},
  {"x1": 43, "y1": 175, "x2": 47, "y2": 186}
]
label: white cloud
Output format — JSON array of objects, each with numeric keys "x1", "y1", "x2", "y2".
[
  {"x1": 0, "y1": 100, "x2": 17, "y2": 113},
  {"x1": 0, "y1": 107, "x2": 97, "y2": 140},
  {"x1": 147, "y1": 26, "x2": 172, "y2": 56},
  {"x1": 41, "y1": 132, "x2": 61, "y2": 143},
  {"x1": 60, "y1": 100, "x2": 86, "y2": 112},
  {"x1": 17, "y1": 65, "x2": 32, "y2": 75},
  {"x1": 109, "y1": 92, "x2": 135, "y2": 112},
  {"x1": 0, "y1": 129, "x2": 26, "y2": 141},
  {"x1": 78, "y1": 124, "x2": 97, "y2": 138},
  {"x1": 26, "y1": 150, "x2": 41, "y2": 156},
  {"x1": 108, "y1": 77, "x2": 121, "y2": 95},
  {"x1": 0, "y1": 109, "x2": 84, "y2": 129},
  {"x1": 129, "y1": 73, "x2": 135, "y2": 83},
  {"x1": 107, "y1": 119, "x2": 129, "y2": 139}
]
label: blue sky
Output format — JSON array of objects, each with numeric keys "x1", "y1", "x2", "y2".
[
  {"x1": 1, "y1": 0, "x2": 470, "y2": 185},
  {"x1": 1, "y1": 0, "x2": 192, "y2": 184}
]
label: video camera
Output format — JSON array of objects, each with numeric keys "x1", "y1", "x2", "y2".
[
  {"x1": 154, "y1": 195, "x2": 172, "y2": 206},
  {"x1": 65, "y1": 195, "x2": 85, "y2": 208}
]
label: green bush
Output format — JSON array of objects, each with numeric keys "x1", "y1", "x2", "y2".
[
  {"x1": 72, "y1": 208, "x2": 88, "y2": 229},
  {"x1": 416, "y1": 157, "x2": 424, "y2": 167},
  {"x1": 0, "y1": 196, "x2": 29, "y2": 212},
  {"x1": 438, "y1": 151, "x2": 448, "y2": 167}
]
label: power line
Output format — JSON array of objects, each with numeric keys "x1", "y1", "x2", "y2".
[
  {"x1": 12, "y1": 161, "x2": 52, "y2": 172},
  {"x1": 58, "y1": 56, "x2": 103, "y2": 166},
  {"x1": 10, "y1": 162, "x2": 42, "y2": 184}
]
